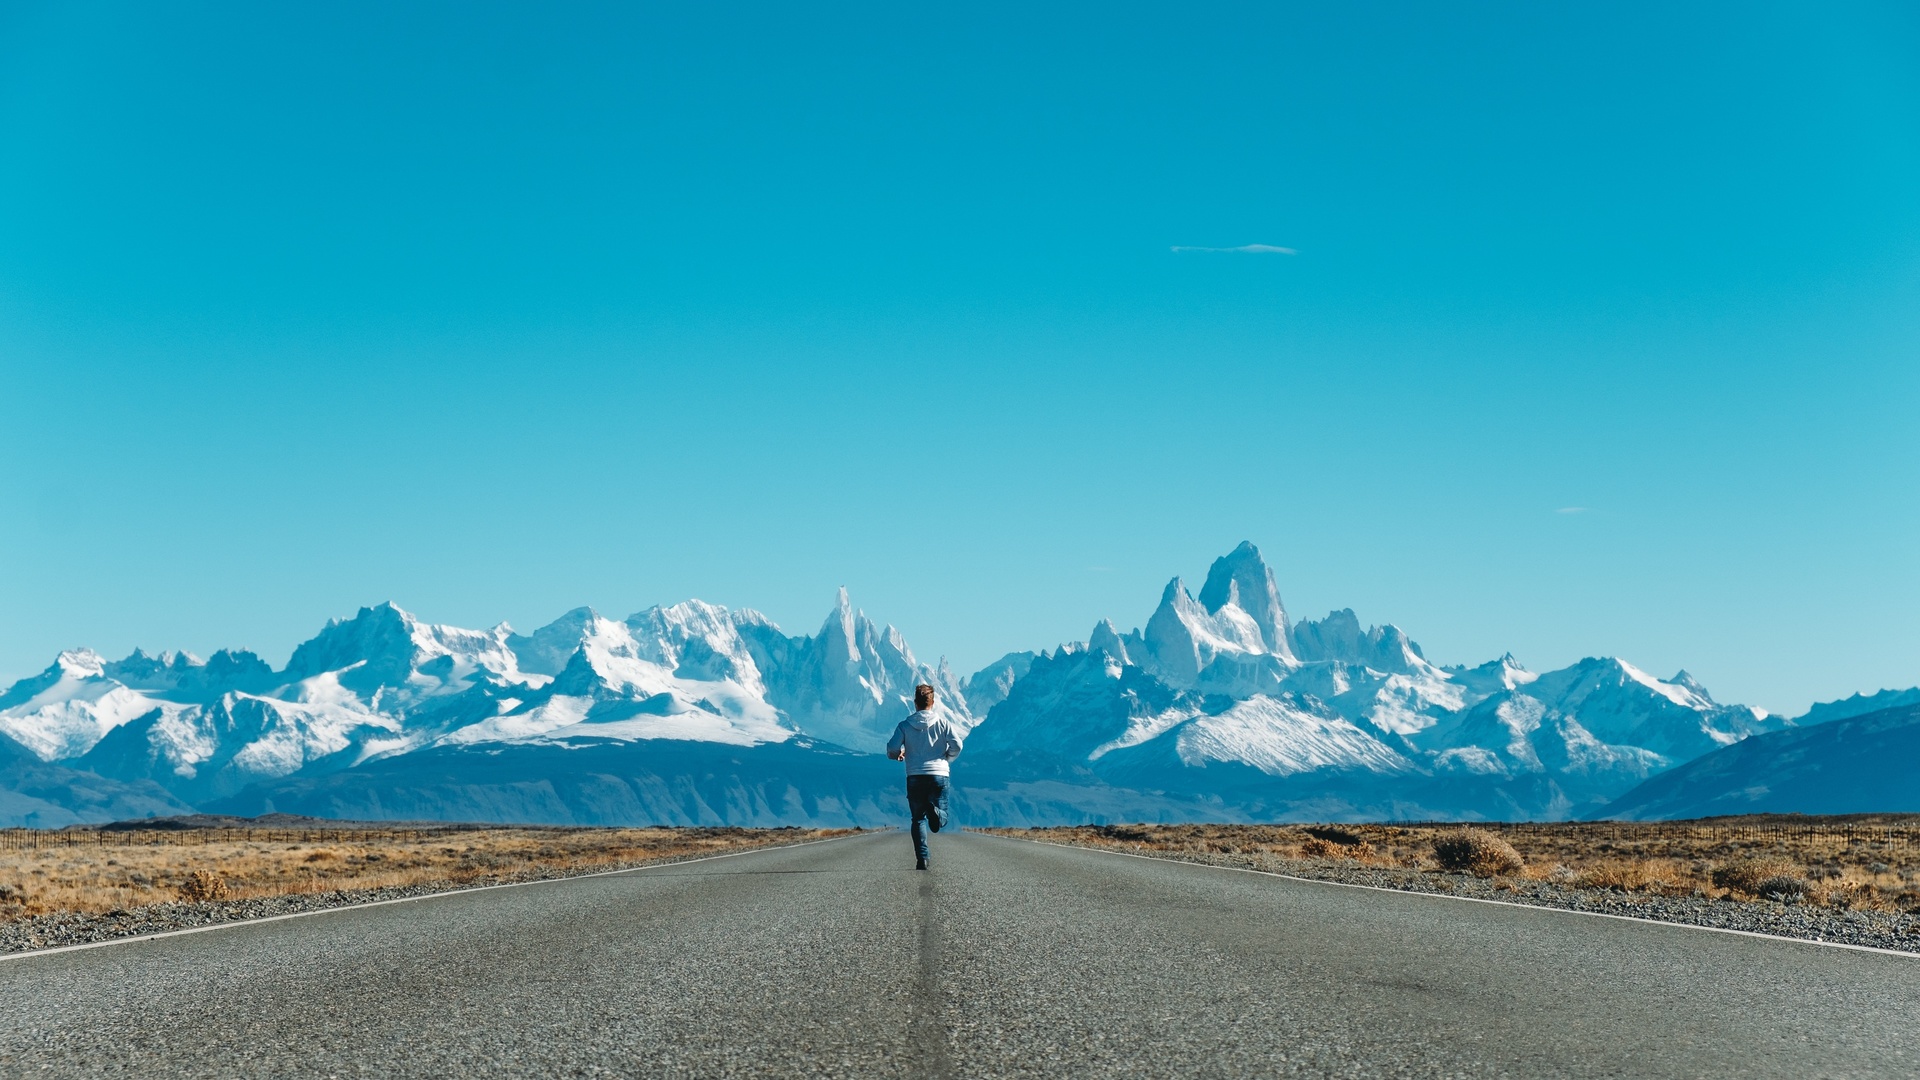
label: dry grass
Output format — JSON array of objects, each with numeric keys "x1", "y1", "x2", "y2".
[
  {"x1": 0, "y1": 826, "x2": 851, "y2": 921},
  {"x1": 990, "y1": 817, "x2": 1920, "y2": 912}
]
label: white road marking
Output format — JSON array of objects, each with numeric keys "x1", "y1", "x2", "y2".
[
  {"x1": 989, "y1": 833, "x2": 1920, "y2": 960},
  {"x1": 0, "y1": 831, "x2": 872, "y2": 963}
]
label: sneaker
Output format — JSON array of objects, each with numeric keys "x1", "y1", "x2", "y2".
[{"x1": 915, "y1": 860, "x2": 929, "y2": 871}]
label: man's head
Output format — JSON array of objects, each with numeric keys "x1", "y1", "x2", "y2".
[{"x1": 914, "y1": 684, "x2": 935, "y2": 711}]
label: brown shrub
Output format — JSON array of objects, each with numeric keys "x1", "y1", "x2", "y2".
[
  {"x1": 1753, "y1": 874, "x2": 1811, "y2": 903},
  {"x1": 1300, "y1": 836, "x2": 1377, "y2": 861},
  {"x1": 177, "y1": 869, "x2": 231, "y2": 902},
  {"x1": 1710, "y1": 856, "x2": 1802, "y2": 896},
  {"x1": 1299, "y1": 837, "x2": 1341, "y2": 859},
  {"x1": 1433, "y1": 830, "x2": 1525, "y2": 877},
  {"x1": 1304, "y1": 826, "x2": 1364, "y2": 846}
]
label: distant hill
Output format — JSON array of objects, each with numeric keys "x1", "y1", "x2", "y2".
[
  {"x1": 1597, "y1": 703, "x2": 1920, "y2": 820},
  {"x1": 0, "y1": 729, "x2": 187, "y2": 828}
]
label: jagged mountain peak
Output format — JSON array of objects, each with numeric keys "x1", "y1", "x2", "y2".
[
  {"x1": 507, "y1": 606, "x2": 617, "y2": 677},
  {"x1": 1157, "y1": 576, "x2": 1187, "y2": 606},
  {"x1": 0, "y1": 651, "x2": 106, "y2": 713},
  {"x1": 107, "y1": 647, "x2": 196, "y2": 674},
  {"x1": 628, "y1": 599, "x2": 749, "y2": 647},
  {"x1": 623, "y1": 600, "x2": 765, "y2": 688},
  {"x1": 823, "y1": 586, "x2": 858, "y2": 631},
  {"x1": 1456, "y1": 651, "x2": 1528, "y2": 673},
  {"x1": 1142, "y1": 574, "x2": 1275, "y2": 688},
  {"x1": 1087, "y1": 619, "x2": 1134, "y2": 664},
  {"x1": 730, "y1": 607, "x2": 778, "y2": 630},
  {"x1": 1438, "y1": 651, "x2": 1537, "y2": 698},
  {"x1": 1196, "y1": 541, "x2": 1294, "y2": 659},
  {"x1": 1475, "y1": 656, "x2": 1776, "y2": 764},
  {"x1": 1489, "y1": 651, "x2": 1533, "y2": 678},
  {"x1": 728, "y1": 588, "x2": 970, "y2": 752},
  {"x1": 1549, "y1": 656, "x2": 1718, "y2": 710},
  {"x1": 1289, "y1": 609, "x2": 1429, "y2": 674},
  {"x1": 1795, "y1": 686, "x2": 1920, "y2": 727},
  {"x1": 882, "y1": 622, "x2": 911, "y2": 657},
  {"x1": 817, "y1": 587, "x2": 865, "y2": 666},
  {"x1": 98, "y1": 647, "x2": 275, "y2": 697},
  {"x1": 962, "y1": 650, "x2": 1038, "y2": 717},
  {"x1": 1664, "y1": 669, "x2": 1722, "y2": 706},
  {"x1": 280, "y1": 601, "x2": 527, "y2": 705},
  {"x1": 55, "y1": 649, "x2": 107, "y2": 679},
  {"x1": 494, "y1": 589, "x2": 964, "y2": 753},
  {"x1": 286, "y1": 603, "x2": 417, "y2": 678}
]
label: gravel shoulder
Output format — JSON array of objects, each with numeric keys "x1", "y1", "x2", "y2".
[
  {"x1": 1001, "y1": 832, "x2": 1920, "y2": 954},
  {"x1": 0, "y1": 832, "x2": 850, "y2": 956}
]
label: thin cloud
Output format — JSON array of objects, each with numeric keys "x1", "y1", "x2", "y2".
[
  {"x1": 1555, "y1": 506, "x2": 1593, "y2": 515},
  {"x1": 1170, "y1": 244, "x2": 1296, "y2": 255}
]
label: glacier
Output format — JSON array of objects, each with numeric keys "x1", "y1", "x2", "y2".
[{"x1": 0, "y1": 541, "x2": 1900, "y2": 826}]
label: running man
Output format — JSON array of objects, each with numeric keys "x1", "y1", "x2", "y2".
[{"x1": 886, "y1": 683, "x2": 963, "y2": 870}]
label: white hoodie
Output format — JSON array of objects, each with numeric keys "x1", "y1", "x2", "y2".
[{"x1": 886, "y1": 711, "x2": 964, "y2": 776}]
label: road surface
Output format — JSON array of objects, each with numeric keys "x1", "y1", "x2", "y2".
[{"x1": 0, "y1": 830, "x2": 1914, "y2": 1077}]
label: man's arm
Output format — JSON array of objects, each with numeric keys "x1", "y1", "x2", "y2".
[
  {"x1": 943, "y1": 725, "x2": 964, "y2": 761},
  {"x1": 886, "y1": 722, "x2": 907, "y2": 762}
]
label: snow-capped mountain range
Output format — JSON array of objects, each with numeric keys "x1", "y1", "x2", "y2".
[
  {"x1": 0, "y1": 543, "x2": 1901, "y2": 826},
  {"x1": 0, "y1": 591, "x2": 965, "y2": 823},
  {"x1": 961, "y1": 543, "x2": 1787, "y2": 821}
]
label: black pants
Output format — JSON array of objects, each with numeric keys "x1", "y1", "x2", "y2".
[{"x1": 906, "y1": 774, "x2": 950, "y2": 863}]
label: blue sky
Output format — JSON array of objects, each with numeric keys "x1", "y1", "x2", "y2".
[{"x1": 1, "y1": 2, "x2": 1915, "y2": 714}]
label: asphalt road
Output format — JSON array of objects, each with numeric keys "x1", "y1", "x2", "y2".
[{"x1": 0, "y1": 830, "x2": 1915, "y2": 1078}]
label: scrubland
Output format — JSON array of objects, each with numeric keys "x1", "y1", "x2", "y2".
[
  {"x1": 0, "y1": 826, "x2": 849, "y2": 920},
  {"x1": 997, "y1": 817, "x2": 1920, "y2": 912}
]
